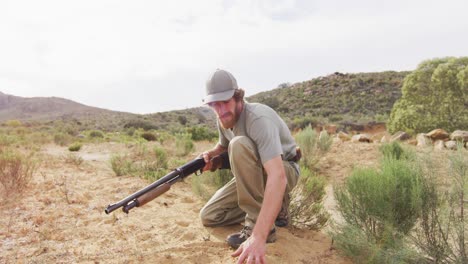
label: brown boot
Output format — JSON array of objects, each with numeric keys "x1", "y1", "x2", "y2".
[{"x1": 226, "y1": 226, "x2": 276, "y2": 249}]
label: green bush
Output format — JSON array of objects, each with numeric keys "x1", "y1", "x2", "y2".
[
  {"x1": 141, "y1": 132, "x2": 157, "y2": 141},
  {"x1": 54, "y1": 133, "x2": 73, "y2": 146},
  {"x1": 289, "y1": 165, "x2": 329, "y2": 229},
  {"x1": 186, "y1": 126, "x2": 217, "y2": 141},
  {"x1": 175, "y1": 133, "x2": 194, "y2": 156},
  {"x1": 388, "y1": 57, "x2": 468, "y2": 134},
  {"x1": 332, "y1": 150, "x2": 425, "y2": 263},
  {"x1": 88, "y1": 130, "x2": 104, "y2": 138},
  {"x1": 110, "y1": 154, "x2": 134, "y2": 176},
  {"x1": 295, "y1": 126, "x2": 320, "y2": 169},
  {"x1": 68, "y1": 142, "x2": 82, "y2": 152}
]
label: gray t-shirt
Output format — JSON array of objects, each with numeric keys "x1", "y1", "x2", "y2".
[{"x1": 218, "y1": 102, "x2": 297, "y2": 165}]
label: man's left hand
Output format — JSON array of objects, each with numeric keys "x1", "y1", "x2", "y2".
[{"x1": 231, "y1": 235, "x2": 266, "y2": 264}]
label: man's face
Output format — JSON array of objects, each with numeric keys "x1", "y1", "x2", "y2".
[{"x1": 208, "y1": 97, "x2": 240, "y2": 129}]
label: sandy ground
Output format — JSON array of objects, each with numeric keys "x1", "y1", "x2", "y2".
[{"x1": 0, "y1": 140, "x2": 383, "y2": 264}]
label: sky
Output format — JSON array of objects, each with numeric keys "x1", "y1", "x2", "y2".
[{"x1": 1, "y1": 0, "x2": 467, "y2": 114}]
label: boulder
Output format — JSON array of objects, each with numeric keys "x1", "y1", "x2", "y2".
[
  {"x1": 337, "y1": 132, "x2": 351, "y2": 142},
  {"x1": 450, "y1": 130, "x2": 468, "y2": 142},
  {"x1": 434, "y1": 140, "x2": 445, "y2": 151},
  {"x1": 416, "y1": 133, "x2": 432, "y2": 147},
  {"x1": 351, "y1": 134, "x2": 372, "y2": 143},
  {"x1": 380, "y1": 135, "x2": 391, "y2": 143},
  {"x1": 445, "y1": 141, "x2": 458, "y2": 150},
  {"x1": 324, "y1": 124, "x2": 337, "y2": 134},
  {"x1": 426, "y1": 129, "x2": 449, "y2": 141},
  {"x1": 390, "y1": 131, "x2": 411, "y2": 142}
]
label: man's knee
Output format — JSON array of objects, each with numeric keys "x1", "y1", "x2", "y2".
[
  {"x1": 228, "y1": 136, "x2": 256, "y2": 158},
  {"x1": 199, "y1": 204, "x2": 219, "y2": 227}
]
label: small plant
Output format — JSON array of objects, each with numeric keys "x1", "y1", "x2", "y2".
[
  {"x1": 88, "y1": 130, "x2": 104, "y2": 138},
  {"x1": 0, "y1": 148, "x2": 36, "y2": 200},
  {"x1": 110, "y1": 154, "x2": 133, "y2": 176},
  {"x1": 141, "y1": 132, "x2": 157, "y2": 141},
  {"x1": 289, "y1": 165, "x2": 329, "y2": 229},
  {"x1": 175, "y1": 133, "x2": 194, "y2": 156},
  {"x1": 332, "y1": 147, "x2": 425, "y2": 263},
  {"x1": 54, "y1": 133, "x2": 73, "y2": 146},
  {"x1": 68, "y1": 142, "x2": 82, "y2": 152},
  {"x1": 63, "y1": 153, "x2": 84, "y2": 166}
]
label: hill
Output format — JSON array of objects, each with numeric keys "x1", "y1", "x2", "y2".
[
  {"x1": 0, "y1": 70, "x2": 409, "y2": 131},
  {"x1": 248, "y1": 71, "x2": 409, "y2": 129}
]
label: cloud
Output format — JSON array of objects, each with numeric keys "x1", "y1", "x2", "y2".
[{"x1": 0, "y1": 0, "x2": 467, "y2": 113}]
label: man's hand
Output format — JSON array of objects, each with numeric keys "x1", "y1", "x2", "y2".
[
  {"x1": 200, "y1": 144, "x2": 227, "y2": 172},
  {"x1": 232, "y1": 235, "x2": 266, "y2": 264}
]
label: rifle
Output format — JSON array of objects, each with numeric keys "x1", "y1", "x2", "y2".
[{"x1": 105, "y1": 152, "x2": 229, "y2": 214}]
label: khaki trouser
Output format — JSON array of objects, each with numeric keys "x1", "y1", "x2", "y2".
[{"x1": 199, "y1": 136, "x2": 299, "y2": 228}]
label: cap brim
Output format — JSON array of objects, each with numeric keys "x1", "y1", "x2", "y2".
[{"x1": 203, "y1": 89, "x2": 235, "y2": 104}]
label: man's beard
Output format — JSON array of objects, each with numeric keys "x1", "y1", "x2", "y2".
[{"x1": 219, "y1": 102, "x2": 242, "y2": 129}]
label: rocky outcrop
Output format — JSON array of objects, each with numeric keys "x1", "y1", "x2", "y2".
[
  {"x1": 416, "y1": 133, "x2": 432, "y2": 147},
  {"x1": 390, "y1": 131, "x2": 411, "y2": 142},
  {"x1": 450, "y1": 130, "x2": 468, "y2": 142},
  {"x1": 351, "y1": 134, "x2": 372, "y2": 143},
  {"x1": 426, "y1": 129, "x2": 449, "y2": 141}
]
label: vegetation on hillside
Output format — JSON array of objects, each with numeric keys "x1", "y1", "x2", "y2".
[{"x1": 249, "y1": 71, "x2": 409, "y2": 130}]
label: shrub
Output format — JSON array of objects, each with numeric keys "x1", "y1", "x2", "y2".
[
  {"x1": 63, "y1": 153, "x2": 84, "y2": 166},
  {"x1": 175, "y1": 133, "x2": 194, "y2": 156},
  {"x1": 88, "y1": 130, "x2": 104, "y2": 138},
  {"x1": 186, "y1": 126, "x2": 217, "y2": 141},
  {"x1": 5, "y1": 120, "x2": 22, "y2": 127},
  {"x1": 332, "y1": 150, "x2": 425, "y2": 263},
  {"x1": 110, "y1": 154, "x2": 133, "y2": 176},
  {"x1": 54, "y1": 133, "x2": 73, "y2": 146},
  {"x1": 141, "y1": 132, "x2": 157, "y2": 141},
  {"x1": 388, "y1": 57, "x2": 468, "y2": 134},
  {"x1": 289, "y1": 166, "x2": 329, "y2": 229},
  {"x1": 68, "y1": 142, "x2": 82, "y2": 152},
  {"x1": 0, "y1": 148, "x2": 36, "y2": 200},
  {"x1": 295, "y1": 126, "x2": 318, "y2": 168},
  {"x1": 411, "y1": 145, "x2": 468, "y2": 263}
]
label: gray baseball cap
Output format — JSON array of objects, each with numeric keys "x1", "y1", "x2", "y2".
[{"x1": 203, "y1": 69, "x2": 238, "y2": 104}]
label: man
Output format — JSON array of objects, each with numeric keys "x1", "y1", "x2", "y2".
[{"x1": 199, "y1": 69, "x2": 300, "y2": 263}]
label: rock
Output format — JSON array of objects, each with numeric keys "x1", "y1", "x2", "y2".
[
  {"x1": 324, "y1": 124, "x2": 337, "y2": 134},
  {"x1": 426, "y1": 129, "x2": 449, "y2": 141},
  {"x1": 380, "y1": 135, "x2": 391, "y2": 143},
  {"x1": 445, "y1": 141, "x2": 457, "y2": 150},
  {"x1": 450, "y1": 130, "x2": 468, "y2": 142},
  {"x1": 416, "y1": 133, "x2": 432, "y2": 147},
  {"x1": 351, "y1": 134, "x2": 372, "y2": 143},
  {"x1": 390, "y1": 131, "x2": 411, "y2": 142},
  {"x1": 434, "y1": 140, "x2": 445, "y2": 150},
  {"x1": 337, "y1": 132, "x2": 351, "y2": 142}
]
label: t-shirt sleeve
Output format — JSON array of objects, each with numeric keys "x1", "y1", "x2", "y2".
[{"x1": 248, "y1": 117, "x2": 283, "y2": 164}]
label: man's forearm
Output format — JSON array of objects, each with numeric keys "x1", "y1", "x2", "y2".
[{"x1": 252, "y1": 156, "x2": 287, "y2": 241}]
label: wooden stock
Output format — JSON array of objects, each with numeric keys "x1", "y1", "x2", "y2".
[{"x1": 136, "y1": 183, "x2": 171, "y2": 207}]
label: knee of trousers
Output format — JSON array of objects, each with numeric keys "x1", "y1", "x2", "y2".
[
  {"x1": 199, "y1": 205, "x2": 216, "y2": 227},
  {"x1": 228, "y1": 136, "x2": 257, "y2": 159}
]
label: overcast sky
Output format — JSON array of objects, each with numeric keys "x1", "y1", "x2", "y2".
[{"x1": 1, "y1": 0, "x2": 467, "y2": 114}]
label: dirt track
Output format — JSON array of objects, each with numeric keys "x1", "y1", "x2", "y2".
[{"x1": 1, "y1": 142, "x2": 356, "y2": 264}]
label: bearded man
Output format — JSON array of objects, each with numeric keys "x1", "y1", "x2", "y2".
[{"x1": 199, "y1": 69, "x2": 300, "y2": 263}]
